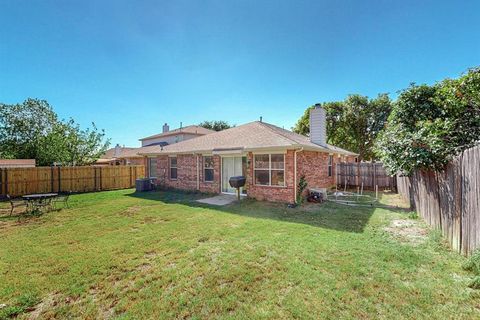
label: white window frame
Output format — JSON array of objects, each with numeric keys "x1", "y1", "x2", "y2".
[
  {"x1": 203, "y1": 156, "x2": 214, "y2": 182},
  {"x1": 169, "y1": 156, "x2": 177, "y2": 180},
  {"x1": 254, "y1": 154, "x2": 285, "y2": 187},
  {"x1": 328, "y1": 155, "x2": 333, "y2": 177},
  {"x1": 148, "y1": 157, "x2": 157, "y2": 178}
]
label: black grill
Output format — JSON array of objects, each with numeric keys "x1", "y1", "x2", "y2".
[{"x1": 229, "y1": 176, "x2": 246, "y2": 189}]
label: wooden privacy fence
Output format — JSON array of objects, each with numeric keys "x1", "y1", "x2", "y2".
[
  {"x1": 0, "y1": 165, "x2": 145, "y2": 197},
  {"x1": 397, "y1": 145, "x2": 480, "y2": 256},
  {"x1": 336, "y1": 162, "x2": 397, "y2": 190}
]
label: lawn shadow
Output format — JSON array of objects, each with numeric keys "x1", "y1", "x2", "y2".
[{"x1": 125, "y1": 189, "x2": 406, "y2": 233}]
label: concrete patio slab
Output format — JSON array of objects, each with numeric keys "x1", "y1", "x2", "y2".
[{"x1": 196, "y1": 194, "x2": 239, "y2": 206}]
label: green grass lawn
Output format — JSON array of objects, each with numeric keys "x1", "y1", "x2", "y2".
[{"x1": 0, "y1": 189, "x2": 479, "y2": 319}]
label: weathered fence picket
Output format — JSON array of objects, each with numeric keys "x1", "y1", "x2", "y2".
[{"x1": 397, "y1": 144, "x2": 480, "y2": 256}]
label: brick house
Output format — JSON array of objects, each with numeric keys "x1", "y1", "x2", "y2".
[
  {"x1": 138, "y1": 107, "x2": 357, "y2": 203},
  {"x1": 96, "y1": 145, "x2": 145, "y2": 166},
  {"x1": 97, "y1": 124, "x2": 215, "y2": 166},
  {"x1": 140, "y1": 124, "x2": 215, "y2": 147}
]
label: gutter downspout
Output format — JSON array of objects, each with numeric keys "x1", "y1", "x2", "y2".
[{"x1": 294, "y1": 147, "x2": 304, "y2": 204}]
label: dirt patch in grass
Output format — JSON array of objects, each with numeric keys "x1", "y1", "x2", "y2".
[
  {"x1": 144, "y1": 251, "x2": 158, "y2": 260},
  {"x1": 137, "y1": 263, "x2": 152, "y2": 272},
  {"x1": 384, "y1": 219, "x2": 428, "y2": 245},
  {"x1": 27, "y1": 292, "x2": 78, "y2": 319},
  {"x1": 88, "y1": 285, "x2": 118, "y2": 319},
  {"x1": 380, "y1": 192, "x2": 410, "y2": 209},
  {"x1": 121, "y1": 205, "x2": 142, "y2": 216}
]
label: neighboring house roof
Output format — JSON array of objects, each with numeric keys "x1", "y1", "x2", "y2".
[
  {"x1": 139, "y1": 125, "x2": 215, "y2": 141},
  {"x1": 142, "y1": 141, "x2": 169, "y2": 147},
  {"x1": 100, "y1": 147, "x2": 142, "y2": 160},
  {"x1": 0, "y1": 159, "x2": 36, "y2": 168},
  {"x1": 138, "y1": 121, "x2": 357, "y2": 156}
]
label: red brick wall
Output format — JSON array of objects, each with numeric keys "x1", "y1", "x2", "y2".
[
  {"x1": 146, "y1": 150, "x2": 355, "y2": 204},
  {"x1": 197, "y1": 155, "x2": 221, "y2": 193},
  {"x1": 245, "y1": 151, "x2": 295, "y2": 203},
  {"x1": 152, "y1": 154, "x2": 221, "y2": 193},
  {"x1": 296, "y1": 151, "x2": 335, "y2": 190},
  {"x1": 296, "y1": 151, "x2": 356, "y2": 192}
]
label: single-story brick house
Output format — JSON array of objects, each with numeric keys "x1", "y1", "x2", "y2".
[{"x1": 138, "y1": 107, "x2": 357, "y2": 203}]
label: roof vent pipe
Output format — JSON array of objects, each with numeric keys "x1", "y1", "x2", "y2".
[
  {"x1": 309, "y1": 105, "x2": 327, "y2": 146},
  {"x1": 162, "y1": 123, "x2": 169, "y2": 133}
]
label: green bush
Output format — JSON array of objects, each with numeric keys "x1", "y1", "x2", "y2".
[
  {"x1": 463, "y1": 249, "x2": 480, "y2": 275},
  {"x1": 296, "y1": 175, "x2": 308, "y2": 205},
  {"x1": 462, "y1": 249, "x2": 480, "y2": 290},
  {"x1": 407, "y1": 211, "x2": 418, "y2": 220},
  {"x1": 468, "y1": 276, "x2": 480, "y2": 290},
  {"x1": 376, "y1": 67, "x2": 480, "y2": 175}
]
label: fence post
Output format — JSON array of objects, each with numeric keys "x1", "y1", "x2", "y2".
[
  {"x1": 5, "y1": 168, "x2": 8, "y2": 195},
  {"x1": 58, "y1": 167, "x2": 61, "y2": 192},
  {"x1": 50, "y1": 166, "x2": 54, "y2": 193},
  {"x1": 0, "y1": 168, "x2": 3, "y2": 196},
  {"x1": 357, "y1": 162, "x2": 360, "y2": 188},
  {"x1": 456, "y1": 153, "x2": 463, "y2": 254},
  {"x1": 130, "y1": 166, "x2": 133, "y2": 187},
  {"x1": 100, "y1": 167, "x2": 103, "y2": 190}
]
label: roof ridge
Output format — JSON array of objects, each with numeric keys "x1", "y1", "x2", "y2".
[
  {"x1": 139, "y1": 124, "x2": 214, "y2": 140},
  {"x1": 257, "y1": 121, "x2": 299, "y2": 145}
]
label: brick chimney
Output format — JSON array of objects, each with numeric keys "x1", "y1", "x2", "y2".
[
  {"x1": 309, "y1": 105, "x2": 327, "y2": 146},
  {"x1": 162, "y1": 123, "x2": 169, "y2": 133}
]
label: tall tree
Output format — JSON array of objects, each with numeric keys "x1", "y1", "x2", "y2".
[
  {"x1": 0, "y1": 98, "x2": 58, "y2": 160},
  {"x1": 0, "y1": 98, "x2": 110, "y2": 166},
  {"x1": 293, "y1": 94, "x2": 392, "y2": 161},
  {"x1": 376, "y1": 67, "x2": 480, "y2": 175},
  {"x1": 199, "y1": 120, "x2": 234, "y2": 131}
]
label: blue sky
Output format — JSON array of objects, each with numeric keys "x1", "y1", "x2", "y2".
[{"x1": 1, "y1": 0, "x2": 479, "y2": 147}]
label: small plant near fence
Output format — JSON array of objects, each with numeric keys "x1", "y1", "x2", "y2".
[
  {"x1": 296, "y1": 175, "x2": 308, "y2": 205},
  {"x1": 463, "y1": 249, "x2": 480, "y2": 289},
  {"x1": 407, "y1": 211, "x2": 418, "y2": 220}
]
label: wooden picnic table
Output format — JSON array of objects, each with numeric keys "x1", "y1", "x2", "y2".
[{"x1": 22, "y1": 193, "x2": 58, "y2": 213}]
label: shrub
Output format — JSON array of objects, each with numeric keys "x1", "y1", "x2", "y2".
[
  {"x1": 296, "y1": 175, "x2": 308, "y2": 205},
  {"x1": 376, "y1": 67, "x2": 480, "y2": 175},
  {"x1": 407, "y1": 211, "x2": 418, "y2": 220},
  {"x1": 468, "y1": 276, "x2": 480, "y2": 290},
  {"x1": 463, "y1": 249, "x2": 480, "y2": 275}
]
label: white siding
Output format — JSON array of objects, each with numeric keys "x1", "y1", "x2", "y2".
[
  {"x1": 141, "y1": 133, "x2": 201, "y2": 147},
  {"x1": 309, "y1": 106, "x2": 327, "y2": 146}
]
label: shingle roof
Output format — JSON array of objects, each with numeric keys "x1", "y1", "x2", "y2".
[
  {"x1": 138, "y1": 121, "x2": 357, "y2": 156},
  {"x1": 139, "y1": 125, "x2": 215, "y2": 141},
  {"x1": 101, "y1": 147, "x2": 142, "y2": 159}
]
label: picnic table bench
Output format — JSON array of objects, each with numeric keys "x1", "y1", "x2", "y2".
[{"x1": 1, "y1": 192, "x2": 71, "y2": 219}]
